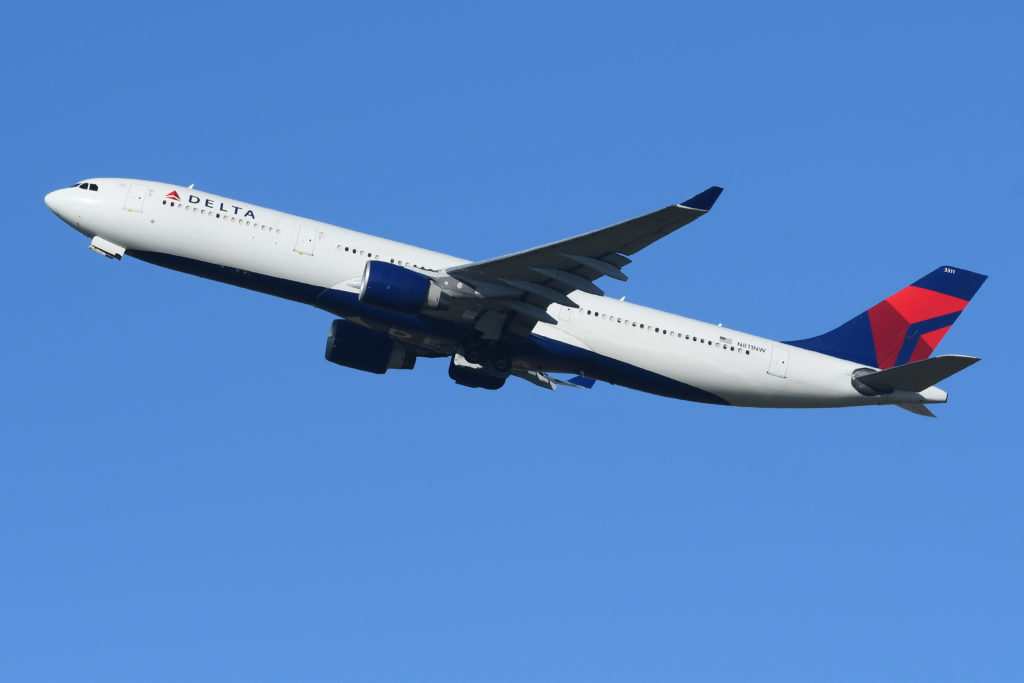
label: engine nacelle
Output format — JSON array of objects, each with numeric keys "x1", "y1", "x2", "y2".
[
  {"x1": 359, "y1": 260, "x2": 447, "y2": 314},
  {"x1": 324, "y1": 319, "x2": 416, "y2": 374}
]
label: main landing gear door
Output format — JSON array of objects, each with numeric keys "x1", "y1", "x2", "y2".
[
  {"x1": 768, "y1": 345, "x2": 790, "y2": 378},
  {"x1": 123, "y1": 184, "x2": 149, "y2": 213}
]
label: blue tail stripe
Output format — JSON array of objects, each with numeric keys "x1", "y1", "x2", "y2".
[
  {"x1": 893, "y1": 311, "x2": 963, "y2": 366},
  {"x1": 913, "y1": 267, "x2": 988, "y2": 301},
  {"x1": 786, "y1": 312, "x2": 877, "y2": 367}
]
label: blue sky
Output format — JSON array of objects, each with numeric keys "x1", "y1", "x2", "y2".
[{"x1": 2, "y1": 1, "x2": 1022, "y2": 681}]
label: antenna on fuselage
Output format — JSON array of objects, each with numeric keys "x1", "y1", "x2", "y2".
[{"x1": 187, "y1": 183, "x2": 195, "y2": 189}]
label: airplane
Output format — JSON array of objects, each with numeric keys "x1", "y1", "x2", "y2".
[{"x1": 44, "y1": 179, "x2": 987, "y2": 416}]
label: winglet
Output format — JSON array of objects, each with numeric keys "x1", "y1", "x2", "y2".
[{"x1": 679, "y1": 186, "x2": 723, "y2": 212}]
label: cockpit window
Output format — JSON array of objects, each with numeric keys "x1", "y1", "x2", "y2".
[
  {"x1": 88, "y1": 183, "x2": 98, "y2": 191},
  {"x1": 74, "y1": 182, "x2": 99, "y2": 191}
]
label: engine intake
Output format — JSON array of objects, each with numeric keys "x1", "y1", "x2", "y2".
[{"x1": 324, "y1": 319, "x2": 416, "y2": 374}]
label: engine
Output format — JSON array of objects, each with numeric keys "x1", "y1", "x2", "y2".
[
  {"x1": 324, "y1": 319, "x2": 416, "y2": 374},
  {"x1": 358, "y1": 260, "x2": 448, "y2": 314}
]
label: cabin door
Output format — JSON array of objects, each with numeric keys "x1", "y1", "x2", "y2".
[
  {"x1": 768, "y1": 346, "x2": 790, "y2": 378},
  {"x1": 123, "y1": 184, "x2": 149, "y2": 213},
  {"x1": 294, "y1": 224, "x2": 318, "y2": 255}
]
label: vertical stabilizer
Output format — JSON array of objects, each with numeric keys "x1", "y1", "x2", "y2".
[{"x1": 787, "y1": 266, "x2": 987, "y2": 368}]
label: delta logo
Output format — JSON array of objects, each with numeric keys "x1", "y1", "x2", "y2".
[{"x1": 165, "y1": 189, "x2": 257, "y2": 219}]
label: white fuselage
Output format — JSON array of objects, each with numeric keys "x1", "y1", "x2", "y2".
[{"x1": 44, "y1": 178, "x2": 947, "y2": 409}]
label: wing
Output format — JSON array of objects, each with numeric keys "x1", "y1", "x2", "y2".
[{"x1": 446, "y1": 187, "x2": 722, "y2": 333}]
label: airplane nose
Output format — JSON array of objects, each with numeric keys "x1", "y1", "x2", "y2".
[
  {"x1": 44, "y1": 188, "x2": 81, "y2": 231},
  {"x1": 44, "y1": 188, "x2": 73, "y2": 217},
  {"x1": 44, "y1": 189, "x2": 59, "y2": 213}
]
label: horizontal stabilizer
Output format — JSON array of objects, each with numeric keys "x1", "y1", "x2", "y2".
[
  {"x1": 896, "y1": 403, "x2": 937, "y2": 418},
  {"x1": 858, "y1": 354, "x2": 980, "y2": 392}
]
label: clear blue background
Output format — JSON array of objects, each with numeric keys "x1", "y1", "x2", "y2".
[{"x1": 2, "y1": 2, "x2": 1021, "y2": 681}]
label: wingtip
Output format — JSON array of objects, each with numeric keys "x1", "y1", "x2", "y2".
[{"x1": 680, "y1": 186, "x2": 723, "y2": 211}]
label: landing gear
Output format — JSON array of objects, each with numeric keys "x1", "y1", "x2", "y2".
[{"x1": 448, "y1": 336, "x2": 513, "y2": 390}]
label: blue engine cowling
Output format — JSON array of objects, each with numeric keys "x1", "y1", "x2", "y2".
[
  {"x1": 324, "y1": 319, "x2": 416, "y2": 374},
  {"x1": 359, "y1": 260, "x2": 431, "y2": 314}
]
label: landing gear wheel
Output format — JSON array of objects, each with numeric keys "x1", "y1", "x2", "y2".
[{"x1": 449, "y1": 337, "x2": 514, "y2": 390}]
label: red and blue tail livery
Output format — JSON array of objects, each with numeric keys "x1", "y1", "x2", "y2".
[{"x1": 787, "y1": 266, "x2": 987, "y2": 369}]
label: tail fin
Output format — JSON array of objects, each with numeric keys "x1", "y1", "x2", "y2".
[{"x1": 786, "y1": 266, "x2": 987, "y2": 368}]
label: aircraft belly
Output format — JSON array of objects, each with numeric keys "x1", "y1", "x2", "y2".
[
  {"x1": 567, "y1": 322, "x2": 879, "y2": 409},
  {"x1": 724, "y1": 347, "x2": 878, "y2": 408}
]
